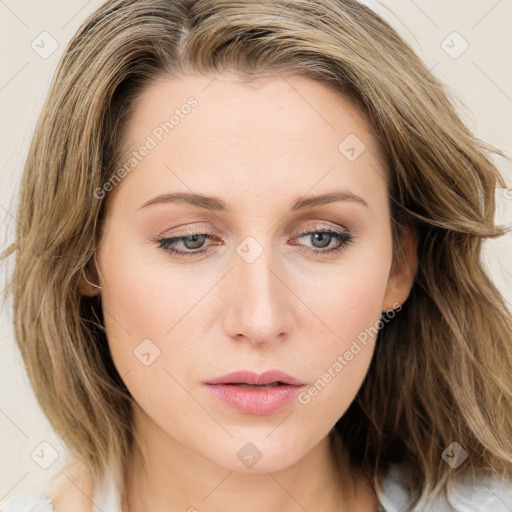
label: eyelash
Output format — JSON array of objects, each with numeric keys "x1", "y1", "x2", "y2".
[{"x1": 152, "y1": 225, "x2": 354, "y2": 258}]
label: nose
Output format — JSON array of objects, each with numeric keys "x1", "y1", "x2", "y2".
[{"x1": 222, "y1": 246, "x2": 295, "y2": 347}]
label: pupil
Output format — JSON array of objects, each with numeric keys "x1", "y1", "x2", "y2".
[
  {"x1": 184, "y1": 234, "x2": 205, "y2": 249},
  {"x1": 312, "y1": 233, "x2": 331, "y2": 248}
]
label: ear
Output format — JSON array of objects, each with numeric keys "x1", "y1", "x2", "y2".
[
  {"x1": 382, "y1": 224, "x2": 418, "y2": 313},
  {"x1": 79, "y1": 264, "x2": 102, "y2": 297}
]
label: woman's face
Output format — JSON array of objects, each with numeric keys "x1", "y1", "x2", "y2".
[{"x1": 94, "y1": 70, "x2": 413, "y2": 473}]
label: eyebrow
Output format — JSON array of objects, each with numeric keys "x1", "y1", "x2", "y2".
[{"x1": 138, "y1": 189, "x2": 369, "y2": 212}]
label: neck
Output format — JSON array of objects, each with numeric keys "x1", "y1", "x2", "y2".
[{"x1": 121, "y1": 408, "x2": 377, "y2": 512}]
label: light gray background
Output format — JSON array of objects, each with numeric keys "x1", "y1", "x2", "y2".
[{"x1": 1, "y1": 0, "x2": 511, "y2": 497}]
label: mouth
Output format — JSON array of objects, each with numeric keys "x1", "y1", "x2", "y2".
[{"x1": 203, "y1": 371, "x2": 306, "y2": 415}]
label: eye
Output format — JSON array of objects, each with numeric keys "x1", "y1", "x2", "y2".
[
  {"x1": 152, "y1": 224, "x2": 354, "y2": 258},
  {"x1": 291, "y1": 225, "x2": 354, "y2": 255},
  {"x1": 151, "y1": 225, "x2": 217, "y2": 258}
]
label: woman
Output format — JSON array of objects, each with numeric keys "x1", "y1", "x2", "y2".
[{"x1": 1, "y1": 0, "x2": 511, "y2": 510}]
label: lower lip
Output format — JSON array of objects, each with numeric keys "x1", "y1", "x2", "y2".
[{"x1": 204, "y1": 383, "x2": 304, "y2": 415}]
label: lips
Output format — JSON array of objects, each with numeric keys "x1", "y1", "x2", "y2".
[
  {"x1": 203, "y1": 370, "x2": 306, "y2": 415},
  {"x1": 203, "y1": 370, "x2": 305, "y2": 386}
]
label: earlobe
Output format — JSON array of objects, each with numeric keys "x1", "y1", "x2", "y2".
[{"x1": 382, "y1": 225, "x2": 418, "y2": 313}]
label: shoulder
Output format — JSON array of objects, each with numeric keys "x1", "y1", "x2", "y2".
[
  {"x1": 445, "y1": 470, "x2": 512, "y2": 511},
  {"x1": 1, "y1": 461, "x2": 95, "y2": 512},
  {"x1": 377, "y1": 463, "x2": 512, "y2": 511}
]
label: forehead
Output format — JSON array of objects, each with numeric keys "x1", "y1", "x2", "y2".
[
  {"x1": 123, "y1": 70, "x2": 381, "y2": 152},
  {"x1": 105, "y1": 71, "x2": 388, "y2": 215}
]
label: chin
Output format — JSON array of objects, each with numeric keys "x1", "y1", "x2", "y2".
[{"x1": 197, "y1": 431, "x2": 320, "y2": 474}]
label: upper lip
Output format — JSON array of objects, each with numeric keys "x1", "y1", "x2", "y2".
[{"x1": 204, "y1": 370, "x2": 305, "y2": 386}]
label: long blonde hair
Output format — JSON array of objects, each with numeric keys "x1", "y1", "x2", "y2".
[{"x1": 2, "y1": 0, "x2": 511, "y2": 507}]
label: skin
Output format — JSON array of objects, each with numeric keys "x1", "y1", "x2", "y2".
[{"x1": 73, "y1": 70, "x2": 417, "y2": 511}]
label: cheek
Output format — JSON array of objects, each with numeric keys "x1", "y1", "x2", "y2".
[
  {"x1": 300, "y1": 237, "x2": 391, "y2": 349},
  {"x1": 293, "y1": 243, "x2": 391, "y2": 420},
  {"x1": 96, "y1": 239, "x2": 211, "y2": 430},
  {"x1": 96, "y1": 232, "x2": 207, "y2": 379}
]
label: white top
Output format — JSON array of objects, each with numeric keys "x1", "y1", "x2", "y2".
[{"x1": 1, "y1": 463, "x2": 512, "y2": 511}]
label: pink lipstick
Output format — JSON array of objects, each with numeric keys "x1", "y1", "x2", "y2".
[{"x1": 203, "y1": 370, "x2": 305, "y2": 415}]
